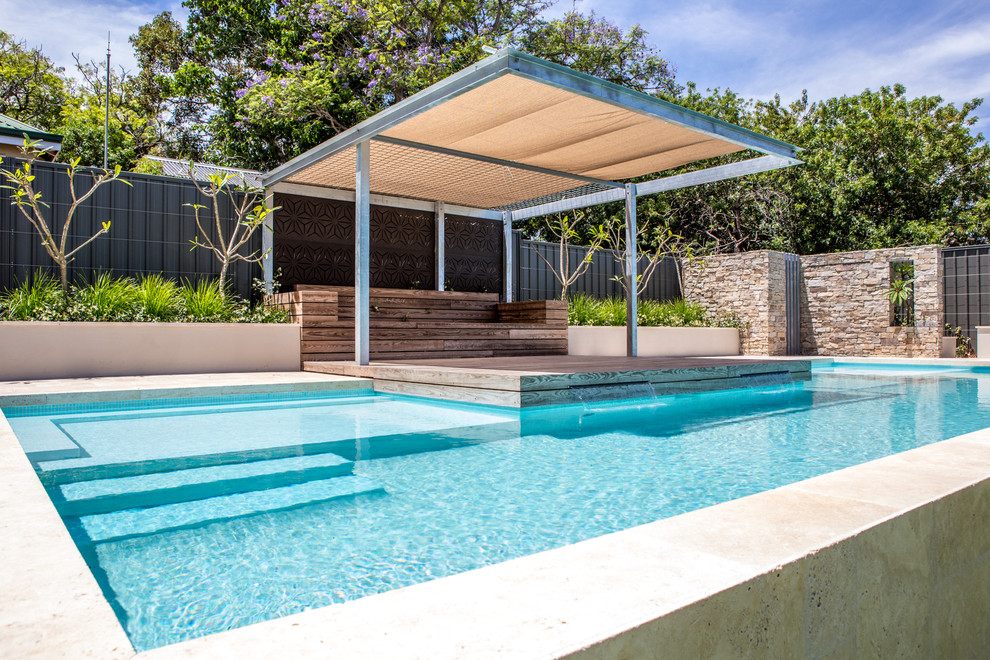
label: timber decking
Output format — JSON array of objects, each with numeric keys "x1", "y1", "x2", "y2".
[
  {"x1": 271, "y1": 286, "x2": 568, "y2": 362},
  {"x1": 305, "y1": 356, "x2": 813, "y2": 407}
]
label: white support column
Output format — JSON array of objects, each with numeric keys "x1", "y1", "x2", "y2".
[
  {"x1": 355, "y1": 141, "x2": 371, "y2": 365},
  {"x1": 624, "y1": 183, "x2": 638, "y2": 357},
  {"x1": 502, "y1": 211, "x2": 514, "y2": 303},
  {"x1": 435, "y1": 201, "x2": 445, "y2": 291},
  {"x1": 262, "y1": 190, "x2": 274, "y2": 295}
]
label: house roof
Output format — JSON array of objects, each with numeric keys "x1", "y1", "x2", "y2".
[
  {"x1": 145, "y1": 156, "x2": 264, "y2": 187},
  {"x1": 263, "y1": 48, "x2": 801, "y2": 211},
  {"x1": 0, "y1": 113, "x2": 62, "y2": 145}
]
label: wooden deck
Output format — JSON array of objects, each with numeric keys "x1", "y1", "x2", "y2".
[{"x1": 305, "y1": 355, "x2": 812, "y2": 407}]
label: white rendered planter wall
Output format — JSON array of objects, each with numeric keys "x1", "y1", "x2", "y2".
[
  {"x1": 567, "y1": 326, "x2": 739, "y2": 357},
  {"x1": 0, "y1": 322, "x2": 301, "y2": 381}
]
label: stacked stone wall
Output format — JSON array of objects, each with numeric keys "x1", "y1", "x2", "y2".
[
  {"x1": 799, "y1": 246, "x2": 942, "y2": 357},
  {"x1": 682, "y1": 250, "x2": 788, "y2": 356},
  {"x1": 682, "y1": 245, "x2": 943, "y2": 358}
]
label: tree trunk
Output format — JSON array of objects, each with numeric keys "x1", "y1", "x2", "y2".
[{"x1": 218, "y1": 260, "x2": 229, "y2": 299}]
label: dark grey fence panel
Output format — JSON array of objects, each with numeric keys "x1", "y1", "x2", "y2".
[
  {"x1": 517, "y1": 237, "x2": 680, "y2": 301},
  {"x1": 0, "y1": 157, "x2": 259, "y2": 299},
  {"x1": 785, "y1": 253, "x2": 801, "y2": 355},
  {"x1": 943, "y1": 245, "x2": 990, "y2": 343}
]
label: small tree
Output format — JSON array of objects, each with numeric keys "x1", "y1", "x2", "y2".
[
  {"x1": 185, "y1": 170, "x2": 277, "y2": 297},
  {"x1": 533, "y1": 211, "x2": 607, "y2": 300},
  {"x1": 593, "y1": 214, "x2": 686, "y2": 298},
  {"x1": 1, "y1": 139, "x2": 130, "y2": 293}
]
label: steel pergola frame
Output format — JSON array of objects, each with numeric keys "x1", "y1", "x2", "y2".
[{"x1": 261, "y1": 48, "x2": 803, "y2": 365}]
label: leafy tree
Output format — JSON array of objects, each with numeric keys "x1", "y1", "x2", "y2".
[
  {"x1": 134, "y1": 1, "x2": 674, "y2": 169},
  {"x1": 627, "y1": 84, "x2": 990, "y2": 256},
  {"x1": 129, "y1": 11, "x2": 210, "y2": 160},
  {"x1": 520, "y1": 10, "x2": 677, "y2": 94},
  {"x1": 0, "y1": 30, "x2": 67, "y2": 130},
  {"x1": 57, "y1": 58, "x2": 160, "y2": 170}
]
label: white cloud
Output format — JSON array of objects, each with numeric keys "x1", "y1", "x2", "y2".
[{"x1": 0, "y1": 0, "x2": 185, "y2": 74}]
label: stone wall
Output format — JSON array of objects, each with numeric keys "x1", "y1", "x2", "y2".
[
  {"x1": 682, "y1": 250, "x2": 789, "y2": 356},
  {"x1": 800, "y1": 246, "x2": 942, "y2": 357},
  {"x1": 682, "y1": 245, "x2": 944, "y2": 358}
]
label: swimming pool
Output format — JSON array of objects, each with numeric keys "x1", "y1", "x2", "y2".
[{"x1": 6, "y1": 366, "x2": 990, "y2": 650}]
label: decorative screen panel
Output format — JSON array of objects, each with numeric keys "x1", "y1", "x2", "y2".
[
  {"x1": 445, "y1": 215, "x2": 503, "y2": 293},
  {"x1": 273, "y1": 193, "x2": 436, "y2": 290}
]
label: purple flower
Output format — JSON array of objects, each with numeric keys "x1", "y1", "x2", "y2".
[
  {"x1": 368, "y1": 52, "x2": 378, "y2": 63},
  {"x1": 368, "y1": 79, "x2": 377, "y2": 89},
  {"x1": 265, "y1": 56, "x2": 275, "y2": 66},
  {"x1": 235, "y1": 88, "x2": 247, "y2": 99}
]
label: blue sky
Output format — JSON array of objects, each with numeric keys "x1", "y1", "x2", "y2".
[{"x1": 3, "y1": 0, "x2": 989, "y2": 136}]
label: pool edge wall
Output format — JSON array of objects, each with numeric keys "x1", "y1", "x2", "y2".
[
  {"x1": 1, "y1": 378, "x2": 988, "y2": 659},
  {"x1": 0, "y1": 321, "x2": 301, "y2": 380}
]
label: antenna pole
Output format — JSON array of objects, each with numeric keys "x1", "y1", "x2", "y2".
[{"x1": 103, "y1": 32, "x2": 110, "y2": 169}]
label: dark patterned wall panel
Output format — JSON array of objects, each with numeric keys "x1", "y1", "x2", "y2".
[
  {"x1": 445, "y1": 215, "x2": 503, "y2": 293},
  {"x1": 370, "y1": 206, "x2": 435, "y2": 289},
  {"x1": 274, "y1": 193, "x2": 436, "y2": 290},
  {"x1": 273, "y1": 193, "x2": 354, "y2": 289}
]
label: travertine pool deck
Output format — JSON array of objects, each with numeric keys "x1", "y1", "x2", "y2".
[
  {"x1": 305, "y1": 355, "x2": 813, "y2": 406},
  {"x1": 2, "y1": 365, "x2": 989, "y2": 658}
]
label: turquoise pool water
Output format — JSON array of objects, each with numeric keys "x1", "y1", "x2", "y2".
[{"x1": 6, "y1": 367, "x2": 990, "y2": 650}]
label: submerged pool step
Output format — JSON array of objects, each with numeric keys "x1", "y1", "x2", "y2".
[
  {"x1": 51, "y1": 453, "x2": 355, "y2": 516},
  {"x1": 72, "y1": 475, "x2": 385, "y2": 544}
]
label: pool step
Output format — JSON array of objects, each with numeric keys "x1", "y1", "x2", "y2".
[
  {"x1": 71, "y1": 475, "x2": 385, "y2": 544},
  {"x1": 51, "y1": 453, "x2": 356, "y2": 516}
]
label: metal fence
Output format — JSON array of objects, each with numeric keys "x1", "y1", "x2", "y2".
[
  {"x1": 0, "y1": 157, "x2": 259, "y2": 299},
  {"x1": 515, "y1": 236, "x2": 680, "y2": 302},
  {"x1": 943, "y1": 245, "x2": 990, "y2": 342}
]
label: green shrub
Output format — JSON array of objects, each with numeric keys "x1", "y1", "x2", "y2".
[
  {"x1": 67, "y1": 273, "x2": 142, "y2": 321},
  {"x1": 135, "y1": 275, "x2": 183, "y2": 321},
  {"x1": 0, "y1": 273, "x2": 64, "y2": 320},
  {"x1": 0, "y1": 273, "x2": 287, "y2": 323},
  {"x1": 566, "y1": 294, "x2": 740, "y2": 328},
  {"x1": 181, "y1": 279, "x2": 234, "y2": 321}
]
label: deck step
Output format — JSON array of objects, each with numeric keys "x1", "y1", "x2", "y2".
[
  {"x1": 71, "y1": 475, "x2": 385, "y2": 544},
  {"x1": 51, "y1": 453, "x2": 355, "y2": 516}
]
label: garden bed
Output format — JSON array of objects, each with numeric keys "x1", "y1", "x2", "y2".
[
  {"x1": 566, "y1": 295, "x2": 741, "y2": 357},
  {"x1": 0, "y1": 321, "x2": 300, "y2": 381},
  {"x1": 568, "y1": 325, "x2": 739, "y2": 357}
]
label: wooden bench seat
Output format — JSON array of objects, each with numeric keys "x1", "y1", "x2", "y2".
[{"x1": 270, "y1": 285, "x2": 568, "y2": 363}]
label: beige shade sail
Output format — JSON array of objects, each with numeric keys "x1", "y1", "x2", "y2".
[{"x1": 268, "y1": 49, "x2": 801, "y2": 211}]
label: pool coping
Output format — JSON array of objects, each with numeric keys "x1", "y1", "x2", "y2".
[{"x1": 1, "y1": 363, "x2": 988, "y2": 658}]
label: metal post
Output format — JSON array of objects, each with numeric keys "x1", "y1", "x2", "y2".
[
  {"x1": 262, "y1": 190, "x2": 274, "y2": 294},
  {"x1": 355, "y1": 141, "x2": 371, "y2": 365},
  {"x1": 624, "y1": 183, "x2": 638, "y2": 357},
  {"x1": 502, "y1": 211, "x2": 513, "y2": 303},
  {"x1": 103, "y1": 33, "x2": 110, "y2": 170},
  {"x1": 435, "y1": 201, "x2": 445, "y2": 291}
]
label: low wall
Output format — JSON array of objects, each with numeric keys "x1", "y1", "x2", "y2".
[
  {"x1": 568, "y1": 326, "x2": 739, "y2": 357},
  {"x1": 0, "y1": 322, "x2": 301, "y2": 380}
]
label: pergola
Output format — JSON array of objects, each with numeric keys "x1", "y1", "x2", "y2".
[{"x1": 262, "y1": 48, "x2": 802, "y2": 365}]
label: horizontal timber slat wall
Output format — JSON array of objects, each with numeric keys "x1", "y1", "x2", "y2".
[
  {"x1": 271, "y1": 285, "x2": 567, "y2": 362},
  {"x1": 0, "y1": 156, "x2": 258, "y2": 299}
]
